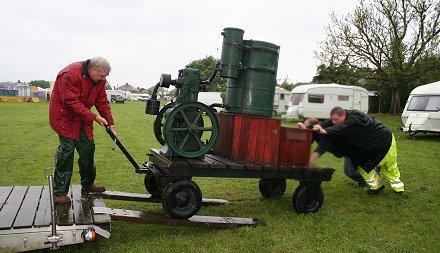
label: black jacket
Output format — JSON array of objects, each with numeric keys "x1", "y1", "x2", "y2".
[{"x1": 324, "y1": 110, "x2": 392, "y2": 172}]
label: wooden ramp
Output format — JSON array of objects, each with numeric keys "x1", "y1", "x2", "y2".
[
  {"x1": 0, "y1": 185, "x2": 262, "y2": 252},
  {"x1": 0, "y1": 185, "x2": 110, "y2": 252},
  {"x1": 0, "y1": 185, "x2": 110, "y2": 230}
]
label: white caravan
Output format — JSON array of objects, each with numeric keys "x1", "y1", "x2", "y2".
[
  {"x1": 106, "y1": 90, "x2": 132, "y2": 101},
  {"x1": 283, "y1": 83, "x2": 369, "y2": 119},
  {"x1": 197, "y1": 92, "x2": 223, "y2": 106},
  {"x1": 401, "y1": 80, "x2": 440, "y2": 136},
  {"x1": 273, "y1": 86, "x2": 291, "y2": 115}
]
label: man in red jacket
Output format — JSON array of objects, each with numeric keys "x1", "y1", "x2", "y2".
[{"x1": 49, "y1": 57, "x2": 117, "y2": 204}]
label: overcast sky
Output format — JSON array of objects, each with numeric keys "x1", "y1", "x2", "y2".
[{"x1": 0, "y1": 0, "x2": 359, "y2": 88}]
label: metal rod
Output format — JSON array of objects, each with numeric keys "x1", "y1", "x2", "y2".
[
  {"x1": 48, "y1": 174, "x2": 59, "y2": 250},
  {"x1": 105, "y1": 125, "x2": 142, "y2": 172}
]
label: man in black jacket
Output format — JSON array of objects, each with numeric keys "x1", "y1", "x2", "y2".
[
  {"x1": 298, "y1": 118, "x2": 367, "y2": 187},
  {"x1": 312, "y1": 107, "x2": 405, "y2": 195}
]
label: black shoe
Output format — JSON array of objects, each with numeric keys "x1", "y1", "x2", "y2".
[
  {"x1": 395, "y1": 191, "x2": 406, "y2": 196},
  {"x1": 367, "y1": 185, "x2": 385, "y2": 195},
  {"x1": 357, "y1": 181, "x2": 369, "y2": 188},
  {"x1": 374, "y1": 165, "x2": 381, "y2": 173}
]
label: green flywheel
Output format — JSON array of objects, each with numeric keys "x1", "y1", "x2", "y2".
[{"x1": 163, "y1": 102, "x2": 219, "y2": 158}]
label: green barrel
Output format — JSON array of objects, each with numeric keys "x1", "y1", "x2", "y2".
[
  {"x1": 224, "y1": 39, "x2": 249, "y2": 114},
  {"x1": 220, "y1": 28, "x2": 244, "y2": 79},
  {"x1": 224, "y1": 39, "x2": 280, "y2": 116},
  {"x1": 241, "y1": 40, "x2": 279, "y2": 116}
]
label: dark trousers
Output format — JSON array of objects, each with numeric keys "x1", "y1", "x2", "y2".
[
  {"x1": 54, "y1": 127, "x2": 96, "y2": 195},
  {"x1": 343, "y1": 157, "x2": 366, "y2": 184}
]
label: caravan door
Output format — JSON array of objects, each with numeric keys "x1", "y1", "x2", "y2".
[{"x1": 353, "y1": 91, "x2": 362, "y2": 110}]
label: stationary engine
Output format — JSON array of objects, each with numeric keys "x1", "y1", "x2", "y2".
[{"x1": 146, "y1": 27, "x2": 279, "y2": 159}]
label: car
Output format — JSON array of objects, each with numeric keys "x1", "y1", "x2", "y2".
[
  {"x1": 111, "y1": 95, "x2": 125, "y2": 103},
  {"x1": 138, "y1": 94, "x2": 150, "y2": 102}
]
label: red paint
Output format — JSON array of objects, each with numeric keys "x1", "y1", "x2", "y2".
[{"x1": 278, "y1": 127, "x2": 312, "y2": 166}]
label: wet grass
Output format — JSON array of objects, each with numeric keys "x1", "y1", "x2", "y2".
[{"x1": 1, "y1": 101, "x2": 439, "y2": 252}]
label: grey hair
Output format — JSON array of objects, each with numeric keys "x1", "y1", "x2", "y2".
[{"x1": 89, "y1": 57, "x2": 111, "y2": 73}]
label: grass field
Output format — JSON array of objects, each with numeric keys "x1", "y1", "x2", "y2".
[{"x1": 1, "y1": 101, "x2": 439, "y2": 252}]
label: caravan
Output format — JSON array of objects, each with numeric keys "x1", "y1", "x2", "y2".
[
  {"x1": 401, "y1": 81, "x2": 440, "y2": 136},
  {"x1": 273, "y1": 86, "x2": 291, "y2": 115},
  {"x1": 106, "y1": 90, "x2": 132, "y2": 102},
  {"x1": 283, "y1": 84, "x2": 369, "y2": 119}
]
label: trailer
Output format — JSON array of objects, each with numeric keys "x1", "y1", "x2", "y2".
[
  {"x1": 273, "y1": 86, "x2": 291, "y2": 115},
  {"x1": 401, "y1": 80, "x2": 440, "y2": 139},
  {"x1": 112, "y1": 28, "x2": 335, "y2": 220},
  {"x1": 283, "y1": 83, "x2": 369, "y2": 119}
]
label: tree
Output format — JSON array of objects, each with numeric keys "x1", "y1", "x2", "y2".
[
  {"x1": 29, "y1": 80, "x2": 50, "y2": 89},
  {"x1": 312, "y1": 61, "x2": 372, "y2": 85},
  {"x1": 278, "y1": 77, "x2": 295, "y2": 91},
  {"x1": 317, "y1": 0, "x2": 440, "y2": 114},
  {"x1": 186, "y1": 56, "x2": 227, "y2": 92}
]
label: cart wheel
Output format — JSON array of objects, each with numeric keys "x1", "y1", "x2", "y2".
[
  {"x1": 259, "y1": 179, "x2": 286, "y2": 198},
  {"x1": 162, "y1": 179, "x2": 202, "y2": 219},
  {"x1": 144, "y1": 174, "x2": 171, "y2": 198},
  {"x1": 292, "y1": 183, "x2": 324, "y2": 214}
]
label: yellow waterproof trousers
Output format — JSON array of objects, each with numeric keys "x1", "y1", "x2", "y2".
[{"x1": 358, "y1": 134, "x2": 405, "y2": 193}]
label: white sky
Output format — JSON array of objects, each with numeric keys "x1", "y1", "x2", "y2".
[{"x1": 0, "y1": 0, "x2": 358, "y2": 88}]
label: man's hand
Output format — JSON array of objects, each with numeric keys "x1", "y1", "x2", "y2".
[
  {"x1": 109, "y1": 124, "x2": 118, "y2": 138},
  {"x1": 312, "y1": 124, "x2": 327, "y2": 134},
  {"x1": 95, "y1": 115, "x2": 108, "y2": 126}
]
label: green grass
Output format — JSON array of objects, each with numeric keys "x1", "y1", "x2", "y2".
[{"x1": 1, "y1": 101, "x2": 439, "y2": 252}]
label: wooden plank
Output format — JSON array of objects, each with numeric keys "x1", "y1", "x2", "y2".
[
  {"x1": 200, "y1": 155, "x2": 227, "y2": 170},
  {"x1": 71, "y1": 185, "x2": 93, "y2": 225},
  {"x1": 0, "y1": 186, "x2": 27, "y2": 229},
  {"x1": 93, "y1": 207, "x2": 263, "y2": 228},
  {"x1": 236, "y1": 161, "x2": 262, "y2": 171},
  {"x1": 88, "y1": 194, "x2": 111, "y2": 224},
  {"x1": 56, "y1": 187, "x2": 74, "y2": 226},
  {"x1": 185, "y1": 158, "x2": 209, "y2": 169},
  {"x1": 205, "y1": 154, "x2": 244, "y2": 170},
  {"x1": 91, "y1": 191, "x2": 229, "y2": 206},
  {"x1": 230, "y1": 115, "x2": 242, "y2": 160},
  {"x1": 237, "y1": 116, "x2": 250, "y2": 161},
  {"x1": 34, "y1": 186, "x2": 51, "y2": 226},
  {"x1": 263, "y1": 119, "x2": 280, "y2": 167},
  {"x1": 13, "y1": 186, "x2": 43, "y2": 228},
  {"x1": 0, "y1": 186, "x2": 13, "y2": 211},
  {"x1": 254, "y1": 119, "x2": 267, "y2": 165},
  {"x1": 169, "y1": 156, "x2": 191, "y2": 169},
  {"x1": 246, "y1": 118, "x2": 259, "y2": 162}
]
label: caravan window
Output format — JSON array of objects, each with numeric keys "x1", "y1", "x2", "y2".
[
  {"x1": 308, "y1": 94, "x2": 324, "y2": 103},
  {"x1": 338, "y1": 95, "x2": 349, "y2": 101},
  {"x1": 291, "y1": 93, "x2": 304, "y2": 105},
  {"x1": 280, "y1": 93, "x2": 285, "y2": 100},
  {"x1": 408, "y1": 95, "x2": 440, "y2": 111}
]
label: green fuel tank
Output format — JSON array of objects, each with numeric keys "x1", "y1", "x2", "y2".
[
  {"x1": 224, "y1": 38, "x2": 280, "y2": 117},
  {"x1": 220, "y1": 28, "x2": 244, "y2": 79}
]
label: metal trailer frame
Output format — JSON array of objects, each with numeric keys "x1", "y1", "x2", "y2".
[{"x1": 104, "y1": 126, "x2": 335, "y2": 219}]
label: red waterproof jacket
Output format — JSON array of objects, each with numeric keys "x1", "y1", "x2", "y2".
[{"x1": 49, "y1": 60, "x2": 114, "y2": 140}]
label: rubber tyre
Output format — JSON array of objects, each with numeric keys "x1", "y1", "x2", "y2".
[
  {"x1": 292, "y1": 184, "x2": 324, "y2": 214},
  {"x1": 162, "y1": 179, "x2": 202, "y2": 219},
  {"x1": 259, "y1": 179, "x2": 286, "y2": 198},
  {"x1": 144, "y1": 174, "x2": 171, "y2": 199}
]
